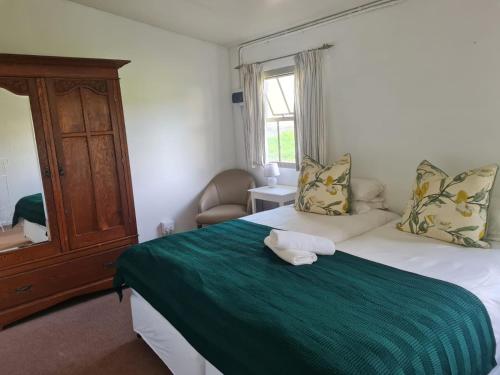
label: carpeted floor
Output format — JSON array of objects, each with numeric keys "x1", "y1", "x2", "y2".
[{"x1": 0, "y1": 289, "x2": 171, "y2": 375}]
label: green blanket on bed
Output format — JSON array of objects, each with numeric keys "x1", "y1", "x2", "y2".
[
  {"x1": 114, "y1": 220, "x2": 496, "y2": 375},
  {"x1": 12, "y1": 193, "x2": 46, "y2": 227}
]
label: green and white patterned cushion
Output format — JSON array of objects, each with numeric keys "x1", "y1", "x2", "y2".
[
  {"x1": 398, "y1": 160, "x2": 498, "y2": 248},
  {"x1": 295, "y1": 154, "x2": 351, "y2": 216}
]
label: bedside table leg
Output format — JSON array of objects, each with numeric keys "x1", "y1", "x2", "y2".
[{"x1": 252, "y1": 197, "x2": 257, "y2": 214}]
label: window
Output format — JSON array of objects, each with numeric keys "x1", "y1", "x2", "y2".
[{"x1": 264, "y1": 67, "x2": 296, "y2": 168}]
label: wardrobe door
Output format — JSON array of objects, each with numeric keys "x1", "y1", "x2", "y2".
[
  {"x1": 46, "y1": 79, "x2": 132, "y2": 250},
  {"x1": 0, "y1": 77, "x2": 61, "y2": 266}
]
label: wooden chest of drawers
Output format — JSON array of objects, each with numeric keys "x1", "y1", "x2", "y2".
[
  {"x1": 0, "y1": 248, "x2": 125, "y2": 311},
  {"x1": 0, "y1": 247, "x2": 130, "y2": 328}
]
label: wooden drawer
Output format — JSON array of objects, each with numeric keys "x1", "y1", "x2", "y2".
[{"x1": 0, "y1": 248, "x2": 125, "y2": 310}]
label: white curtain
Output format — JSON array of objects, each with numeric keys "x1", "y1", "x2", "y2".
[
  {"x1": 294, "y1": 50, "x2": 326, "y2": 167},
  {"x1": 240, "y1": 63, "x2": 265, "y2": 168}
]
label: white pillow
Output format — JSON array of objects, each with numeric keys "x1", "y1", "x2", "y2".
[
  {"x1": 486, "y1": 196, "x2": 500, "y2": 241},
  {"x1": 351, "y1": 198, "x2": 387, "y2": 214},
  {"x1": 351, "y1": 178, "x2": 385, "y2": 201}
]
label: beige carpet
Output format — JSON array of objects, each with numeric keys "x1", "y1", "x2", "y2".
[{"x1": 0, "y1": 289, "x2": 171, "y2": 375}]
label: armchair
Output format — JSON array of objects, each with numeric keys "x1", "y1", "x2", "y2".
[{"x1": 196, "y1": 169, "x2": 256, "y2": 228}]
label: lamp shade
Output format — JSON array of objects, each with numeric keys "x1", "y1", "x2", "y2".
[{"x1": 264, "y1": 163, "x2": 280, "y2": 177}]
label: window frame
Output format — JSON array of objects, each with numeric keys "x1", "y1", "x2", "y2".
[{"x1": 263, "y1": 66, "x2": 297, "y2": 169}]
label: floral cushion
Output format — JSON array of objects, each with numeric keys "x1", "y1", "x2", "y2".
[
  {"x1": 397, "y1": 160, "x2": 498, "y2": 248},
  {"x1": 295, "y1": 154, "x2": 351, "y2": 216}
]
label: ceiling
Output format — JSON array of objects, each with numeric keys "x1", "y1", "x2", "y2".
[{"x1": 68, "y1": 0, "x2": 370, "y2": 46}]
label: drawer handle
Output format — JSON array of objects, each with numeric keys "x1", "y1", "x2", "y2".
[
  {"x1": 15, "y1": 284, "x2": 33, "y2": 294},
  {"x1": 103, "y1": 261, "x2": 116, "y2": 269}
]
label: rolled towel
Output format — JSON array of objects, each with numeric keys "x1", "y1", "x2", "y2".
[
  {"x1": 269, "y1": 229, "x2": 335, "y2": 255},
  {"x1": 264, "y1": 236, "x2": 317, "y2": 266}
]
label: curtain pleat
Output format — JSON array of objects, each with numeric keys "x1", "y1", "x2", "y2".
[
  {"x1": 241, "y1": 63, "x2": 265, "y2": 168},
  {"x1": 294, "y1": 50, "x2": 326, "y2": 168}
]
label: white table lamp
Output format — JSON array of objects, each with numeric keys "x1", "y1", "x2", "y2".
[{"x1": 264, "y1": 163, "x2": 280, "y2": 187}]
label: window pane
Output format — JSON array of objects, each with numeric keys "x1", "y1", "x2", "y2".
[
  {"x1": 265, "y1": 78, "x2": 289, "y2": 115},
  {"x1": 278, "y1": 75, "x2": 294, "y2": 113},
  {"x1": 278, "y1": 121, "x2": 295, "y2": 163},
  {"x1": 264, "y1": 98, "x2": 273, "y2": 118},
  {"x1": 263, "y1": 71, "x2": 296, "y2": 166},
  {"x1": 265, "y1": 122, "x2": 279, "y2": 163}
]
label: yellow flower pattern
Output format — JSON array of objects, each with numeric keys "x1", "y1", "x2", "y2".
[
  {"x1": 300, "y1": 173, "x2": 310, "y2": 187},
  {"x1": 398, "y1": 160, "x2": 498, "y2": 248},
  {"x1": 295, "y1": 154, "x2": 351, "y2": 216},
  {"x1": 415, "y1": 182, "x2": 429, "y2": 200},
  {"x1": 455, "y1": 190, "x2": 468, "y2": 204}
]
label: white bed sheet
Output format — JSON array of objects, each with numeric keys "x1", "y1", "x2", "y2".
[
  {"x1": 243, "y1": 205, "x2": 400, "y2": 243},
  {"x1": 22, "y1": 218, "x2": 48, "y2": 243},
  {"x1": 131, "y1": 208, "x2": 500, "y2": 374}
]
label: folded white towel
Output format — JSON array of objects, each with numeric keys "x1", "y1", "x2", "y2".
[
  {"x1": 269, "y1": 229, "x2": 335, "y2": 255},
  {"x1": 264, "y1": 236, "x2": 317, "y2": 266}
]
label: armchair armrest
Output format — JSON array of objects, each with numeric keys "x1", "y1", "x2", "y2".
[{"x1": 198, "y1": 182, "x2": 220, "y2": 213}]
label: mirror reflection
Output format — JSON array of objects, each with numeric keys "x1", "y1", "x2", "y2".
[{"x1": 0, "y1": 88, "x2": 50, "y2": 252}]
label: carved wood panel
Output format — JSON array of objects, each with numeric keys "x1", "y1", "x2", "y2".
[
  {"x1": 55, "y1": 89, "x2": 86, "y2": 133},
  {"x1": 53, "y1": 79, "x2": 107, "y2": 95},
  {"x1": 0, "y1": 77, "x2": 29, "y2": 96},
  {"x1": 82, "y1": 88, "x2": 112, "y2": 132},
  {"x1": 47, "y1": 78, "x2": 129, "y2": 250}
]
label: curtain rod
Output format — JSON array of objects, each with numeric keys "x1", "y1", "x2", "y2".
[
  {"x1": 235, "y1": 0, "x2": 403, "y2": 68},
  {"x1": 234, "y1": 43, "x2": 333, "y2": 70}
]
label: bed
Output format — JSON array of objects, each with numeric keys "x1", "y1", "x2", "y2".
[
  {"x1": 12, "y1": 193, "x2": 48, "y2": 243},
  {"x1": 115, "y1": 206, "x2": 499, "y2": 374}
]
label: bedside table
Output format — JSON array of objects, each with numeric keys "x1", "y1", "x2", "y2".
[{"x1": 248, "y1": 185, "x2": 297, "y2": 214}]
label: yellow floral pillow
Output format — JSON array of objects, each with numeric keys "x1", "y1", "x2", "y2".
[
  {"x1": 397, "y1": 160, "x2": 498, "y2": 248},
  {"x1": 295, "y1": 154, "x2": 351, "y2": 216}
]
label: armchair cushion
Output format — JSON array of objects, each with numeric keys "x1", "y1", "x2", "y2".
[{"x1": 196, "y1": 204, "x2": 247, "y2": 225}]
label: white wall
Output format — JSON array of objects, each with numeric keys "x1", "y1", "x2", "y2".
[
  {"x1": 0, "y1": 0, "x2": 236, "y2": 241},
  {"x1": 0, "y1": 90, "x2": 43, "y2": 224},
  {"x1": 230, "y1": 0, "x2": 500, "y2": 213}
]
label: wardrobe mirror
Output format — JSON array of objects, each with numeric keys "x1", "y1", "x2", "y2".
[{"x1": 0, "y1": 88, "x2": 50, "y2": 252}]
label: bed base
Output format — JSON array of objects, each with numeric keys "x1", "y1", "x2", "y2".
[{"x1": 130, "y1": 290, "x2": 222, "y2": 375}]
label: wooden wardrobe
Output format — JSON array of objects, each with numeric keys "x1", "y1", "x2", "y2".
[{"x1": 0, "y1": 54, "x2": 137, "y2": 328}]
